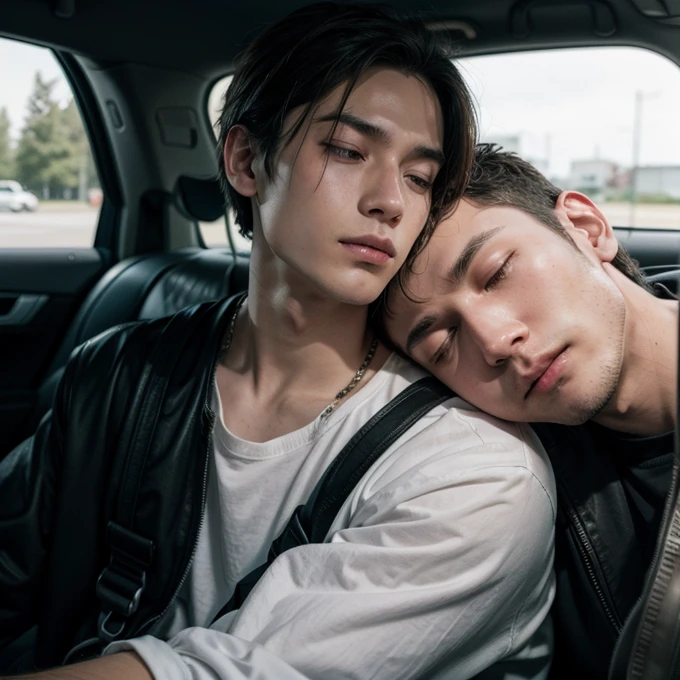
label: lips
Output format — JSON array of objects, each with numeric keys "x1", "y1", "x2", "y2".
[
  {"x1": 523, "y1": 347, "x2": 568, "y2": 399},
  {"x1": 340, "y1": 234, "x2": 396, "y2": 258}
]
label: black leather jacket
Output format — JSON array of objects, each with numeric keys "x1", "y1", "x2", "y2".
[
  {"x1": 535, "y1": 421, "x2": 674, "y2": 679},
  {"x1": 0, "y1": 297, "x2": 239, "y2": 670}
]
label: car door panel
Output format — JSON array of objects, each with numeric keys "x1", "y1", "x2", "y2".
[{"x1": 0, "y1": 248, "x2": 108, "y2": 457}]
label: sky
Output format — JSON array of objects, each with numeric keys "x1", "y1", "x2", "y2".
[
  {"x1": 2, "y1": 38, "x2": 680, "y2": 179},
  {"x1": 1, "y1": 38, "x2": 73, "y2": 135},
  {"x1": 458, "y1": 46, "x2": 680, "y2": 178}
]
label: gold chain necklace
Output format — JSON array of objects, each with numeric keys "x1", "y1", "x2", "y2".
[{"x1": 222, "y1": 295, "x2": 378, "y2": 419}]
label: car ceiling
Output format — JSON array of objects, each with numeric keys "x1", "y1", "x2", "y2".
[{"x1": 2, "y1": 0, "x2": 680, "y2": 80}]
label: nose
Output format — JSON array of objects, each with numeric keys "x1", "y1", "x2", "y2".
[
  {"x1": 468, "y1": 312, "x2": 528, "y2": 367},
  {"x1": 358, "y1": 165, "x2": 404, "y2": 227}
]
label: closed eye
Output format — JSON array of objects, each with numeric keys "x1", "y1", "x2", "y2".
[
  {"x1": 431, "y1": 327, "x2": 457, "y2": 364},
  {"x1": 485, "y1": 252, "x2": 515, "y2": 291}
]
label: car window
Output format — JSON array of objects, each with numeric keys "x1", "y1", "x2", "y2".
[
  {"x1": 204, "y1": 45, "x2": 680, "y2": 252},
  {"x1": 201, "y1": 75, "x2": 253, "y2": 251},
  {"x1": 0, "y1": 37, "x2": 102, "y2": 248},
  {"x1": 458, "y1": 46, "x2": 680, "y2": 230}
]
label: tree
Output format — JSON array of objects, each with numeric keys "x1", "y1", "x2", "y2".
[
  {"x1": 0, "y1": 107, "x2": 13, "y2": 179},
  {"x1": 14, "y1": 72, "x2": 97, "y2": 199},
  {"x1": 45, "y1": 98, "x2": 88, "y2": 196},
  {"x1": 14, "y1": 73, "x2": 62, "y2": 195}
]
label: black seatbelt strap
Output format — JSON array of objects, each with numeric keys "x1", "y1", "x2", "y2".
[{"x1": 211, "y1": 375, "x2": 454, "y2": 624}]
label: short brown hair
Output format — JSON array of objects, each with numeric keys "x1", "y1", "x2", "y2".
[{"x1": 463, "y1": 143, "x2": 651, "y2": 290}]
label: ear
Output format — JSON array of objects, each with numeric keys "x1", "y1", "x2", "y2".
[
  {"x1": 554, "y1": 191, "x2": 618, "y2": 264},
  {"x1": 223, "y1": 125, "x2": 259, "y2": 198}
]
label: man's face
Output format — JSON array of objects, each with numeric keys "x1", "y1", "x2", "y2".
[
  {"x1": 385, "y1": 199, "x2": 627, "y2": 425},
  {"x1": 252, "y1": 67, "x2": 445, "y2": 306}
]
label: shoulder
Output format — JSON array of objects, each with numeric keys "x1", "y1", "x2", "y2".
[
  {"x1": 342, "y1": 372, "x2": 556, "y2": 526},
  {"x1": 52, "y1": 318, "x2": 165, "y2": 431},
  {"x1": 66, "y1": 317, "x2": 164, "y2": 382},
  {"x1": 332, "y1": 386, "x2": 556, "y2": 600},
  {"x1": 66, "y1": 297, "x2": 233, "y2": 383},
  {"x1": 345, "y1": 352, "x2": 555, "y2": 503},
  {"x1": 57, "y1": 301, "x2": 217, "y2": 418}
]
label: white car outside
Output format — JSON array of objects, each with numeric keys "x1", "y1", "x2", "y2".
[{"x1": 0, "y1": 180, "x2": 39, "y2": 212}]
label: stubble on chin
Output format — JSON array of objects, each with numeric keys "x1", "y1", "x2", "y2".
[
  {"x1": 561, "y1": 296, "x2": 626, "y2": 426},
  {"x1": 561, "y1": 360, "x2": 621, "y2": 425}
]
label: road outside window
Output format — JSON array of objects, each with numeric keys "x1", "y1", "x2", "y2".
[{"x1": 0, "y1": 38, "x2": 102, "y2": 248}]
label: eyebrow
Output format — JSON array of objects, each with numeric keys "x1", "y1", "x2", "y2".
[
  {"x1": 447, "y1": 226, "x2": 505, "y2": 287},
  {"x1": 404, "y1": 225, "x2": 506, "y2": 355},
  {"x1": 405, "y1": 314, "x2": 438, "y2": 355},
  {"x1": 314, "y1": 112, "x2": 445, "y2": 167}
]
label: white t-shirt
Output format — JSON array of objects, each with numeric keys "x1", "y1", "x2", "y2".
[{"x1": 107, "y1": 353, "x2": 556, "y2": 680}]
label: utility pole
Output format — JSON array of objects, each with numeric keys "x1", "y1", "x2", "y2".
[
  {"x1": 78, "y1": 151, "x2": 87, "y2": 203},
  {"x1": 630, "y1": 90, "x2": 643, "y2": 227},
  {"x1": 630, "y1": 90, "x2": 661, "y2": 227}
]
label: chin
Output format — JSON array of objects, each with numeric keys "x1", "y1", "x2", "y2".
[
  {"x1": 333, "y1": 288, "x2": 383, "y2": 307},
  {"x1": 528, "y1": 394, "x2": 609, "y2": 427},
  {"x1": 321, "y1": 273, "x2": 390, "y2": 307},
  {"x1": 531, "y1": 410, "x2": 591, "y2": 427}
]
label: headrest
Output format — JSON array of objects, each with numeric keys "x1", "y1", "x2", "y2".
[{"x1": 174, "y1": 175, "x2": 225, "y2": 222}]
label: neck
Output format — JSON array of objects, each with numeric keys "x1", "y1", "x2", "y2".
[
  {"x1": 225, "y1": 233, "x2": 386, "y2": 401},
  {"x1": 593, "y1": 272, "x2": 678, "y2": 436},
  {"x1": 243, "y1": 284, "x2": 374, "y2": 378}
]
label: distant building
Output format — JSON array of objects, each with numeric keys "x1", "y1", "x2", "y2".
[
  {"x1": 635, "y1": 166, "x2": 680, "y2": 200},
  {"x1": 568, "y1": 159, "x2": 620, "y2": 194},
  {"x1": 610, "y1": 167, "x2": 633, "y2": 190}
]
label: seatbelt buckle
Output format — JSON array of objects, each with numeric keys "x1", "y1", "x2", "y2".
[
  {"x1": 96, "y1": 559, "x2": 147, "y2": 617},
  {"x1": 95, "y1": 521, "x2": 154, "y2": 643}
]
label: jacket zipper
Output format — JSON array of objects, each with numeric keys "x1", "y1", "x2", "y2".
[
  {"x1": 137, "y1": 408, "x2": 215, "y2": 636},
  {"x1": 561, "y1": 490, "x2": 623, "y2": 633}
]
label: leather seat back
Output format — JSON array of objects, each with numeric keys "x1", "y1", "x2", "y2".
[{"x1": 36, "y1": 247, "x2": 249, "y2": 425}]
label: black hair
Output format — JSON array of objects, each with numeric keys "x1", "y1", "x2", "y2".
[{"x1": 216, "y1": 1, "x2": 477, "y2": 266}]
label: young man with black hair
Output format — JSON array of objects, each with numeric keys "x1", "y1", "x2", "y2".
[
  {"x1": 0, "y1": 10, "x2": 557, "y2": 680},
  {"x1": 384, "y1": 143, "x2": 678, "y2": 678}
]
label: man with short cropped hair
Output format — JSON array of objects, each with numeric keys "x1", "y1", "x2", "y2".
[{"x1": 384, "y1": 143, "x2": 677, "y2": 677}]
